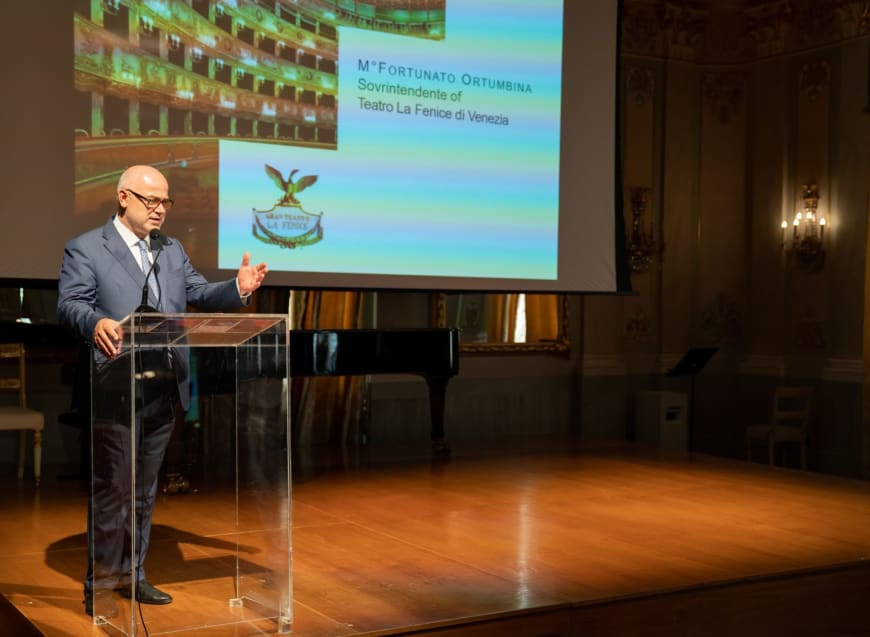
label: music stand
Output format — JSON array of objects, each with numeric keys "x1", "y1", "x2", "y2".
[{"x1": 666, "y1": 347, "x2": 718, "y2": 451}]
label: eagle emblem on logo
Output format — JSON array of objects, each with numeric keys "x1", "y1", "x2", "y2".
[{"x1": 252, "y1": 164, "x2": 324, "y2": 249}]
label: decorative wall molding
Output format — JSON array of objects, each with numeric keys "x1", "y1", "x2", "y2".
[
  {"x1": 702, "y1": 72, "x2": 746, "y2": 122},
  {"x1": 625, "y1": 307, "x2": 653, "y2": 344},
  {"x1": 799, "y1": 59, "x2": 831, "y2": 102},
  {"x1": 795, "y1": 308, "x2": 826, "y2": 349},
  {"x1": 720, "y1": 355, "x2": 863, "y2": 382},
  {"x1": 626, "y1": 66, "x2": 656, "y2": 107},
  {"x1": 661, "y1": 2, "x2": 711, "y2": 61},
  {"x1": 739, "y1": 354, "x2": 787, "y2": 377},
  {"x1": 700, "y1": 292, "x2": 743, "y2": 344},
  {"x1": 622, "y1": 2, "x2": 663, "y2": 56},
  {"x1": 582, "y1": 354, "x2": 628, "y2": 377},
  {"x1": 745, "y1": 0, "x2": 792, "y2": 57},
  {"x1": 794, "y1": 2, "x2": 839, "y2": 47},
  {"x1": 837, "y1": 1, "x2": 870, "y2": 36},
  {"x1": 860, "y1": 2, "x2": 870, "y2": 33},
  {"x1": 822, "y1": 357, "x2": 864, "y2": 383},
  {"x1": 622, "y1": 0, "x2": 869, "y2": 63}
]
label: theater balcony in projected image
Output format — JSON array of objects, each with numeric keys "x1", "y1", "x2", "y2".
[{"x1": 74, "y1": 0, "x2": 339, "y2": 147}]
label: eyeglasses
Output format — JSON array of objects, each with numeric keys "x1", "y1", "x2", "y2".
[{"x1": 124, "y1": 188, "x2": 174, "y2": 211}]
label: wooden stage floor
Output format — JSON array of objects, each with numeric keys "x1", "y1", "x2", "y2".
[{"x1": 3, "y1": 440, "x2": 870, "y2": 636}]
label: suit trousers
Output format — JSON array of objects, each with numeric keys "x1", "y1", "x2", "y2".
[{"x1": 86, "y1": 368, "x2": 179, "y2": 594}]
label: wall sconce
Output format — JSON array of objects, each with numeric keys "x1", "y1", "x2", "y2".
[
  {"x1": 627, "y1": 186, "x2": 657, "y2": 273},
  {"x1": 140, "y1": 16, "x2": 154, "y2": 34},
  {"x1": 781, "y1": 183, "x2": 826, "y2": 271}
]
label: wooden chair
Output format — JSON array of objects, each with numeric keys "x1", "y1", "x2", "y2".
[
  {"x1": 0, "y1": 344, "x2": 44, "y2": 485},
  {"x1": 746, "y1": 386, "x2": 812, "y2": 469}
]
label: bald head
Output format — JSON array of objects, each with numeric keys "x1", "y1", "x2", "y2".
[
  {"x1": 116, "y1": 165, "x2": 171, "y2": 238},
  {"x1": 118, "y1": 165, "x2": 168, "y2": 195}
]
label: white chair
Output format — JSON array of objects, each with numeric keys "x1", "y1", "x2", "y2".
[
  {"x1": 0, "y1": 343, "x2": 44, "y2": 485},
  {"x1": 746, "y1": 386, "x2": 812, "y2": 469}
]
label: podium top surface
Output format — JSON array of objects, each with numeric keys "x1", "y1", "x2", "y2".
[{"x1": 121, "y1": 312, "x2": 287, "y2": 348}]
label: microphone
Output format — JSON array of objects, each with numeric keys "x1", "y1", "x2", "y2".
[{"x1": 135, "y1": 229, "x2": 167, "y2": 313}]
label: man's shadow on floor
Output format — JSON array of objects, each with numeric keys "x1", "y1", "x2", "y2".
[{"x1": 44, "y1": 525, "x2": 263, "y2": 585}]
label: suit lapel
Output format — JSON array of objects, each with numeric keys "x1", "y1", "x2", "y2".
[{"x1": 102, "y1": 219, "x2": 145, "y2": 289}]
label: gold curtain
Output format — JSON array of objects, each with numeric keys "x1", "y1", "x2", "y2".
[
  {"x1": 290, "y1": 290, "x2": 364, "y2": 447},
  {"x1": 524, "y1": 294, "x2": 559, "y2": 344},
  {"x1": 482, "y1": 294, "x2": 560, "y2": 344},
  {"x1": 486, "y1": 294, "x2": 520, "y2": 343}
]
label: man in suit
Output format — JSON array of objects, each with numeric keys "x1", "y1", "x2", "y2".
[{"x1": 57, "y1": 164, "x2": 268, "y2": 615}]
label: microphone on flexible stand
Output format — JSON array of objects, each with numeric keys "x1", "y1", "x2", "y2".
[
  {"x1": 132, "y1": 228, "x2": 169, "y2": 609},
  {"x1": 135, "y1": 229, "x2": 167, "y2": 313}
]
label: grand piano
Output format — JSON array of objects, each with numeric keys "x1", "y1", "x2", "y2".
[
  {"x1": 226, "y1": 326, "x2": 460, "y2": 453},
  {"x1": 289, "y1": 327, "x2": 460, "y2": 455},
  {"x1": 3, "y1": 321, "x2": 461, "y2": 464}
]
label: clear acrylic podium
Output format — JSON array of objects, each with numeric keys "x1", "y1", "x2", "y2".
[{"x1": 90, "y1": 313, "x2": 291, "y2": 635}]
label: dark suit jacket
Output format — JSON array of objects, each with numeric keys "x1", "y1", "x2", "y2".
[{"x1": 58, "y1": 217, "x2": 248, "y2": 410}]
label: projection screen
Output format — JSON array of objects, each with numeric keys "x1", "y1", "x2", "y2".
[{"x1": 1, "y1": 0, "x2": 624, "y2": 293}]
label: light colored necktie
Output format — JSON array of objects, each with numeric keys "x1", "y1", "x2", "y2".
[{"x1": 138, "y1": 239, "x2": 160, "y2": 308}]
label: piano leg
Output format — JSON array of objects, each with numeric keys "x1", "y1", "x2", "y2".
[{"x1": 425, "y1": 375, "x2": 451, "y2": 456}]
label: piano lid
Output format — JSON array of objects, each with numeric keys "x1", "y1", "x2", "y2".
[{"x1": 289, "y1": 328, "x2": 459, "y2": 378}]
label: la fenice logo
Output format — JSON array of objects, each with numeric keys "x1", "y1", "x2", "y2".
[{"x1": 252, "y1": 164, "x2": 324, "y2": 249}]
